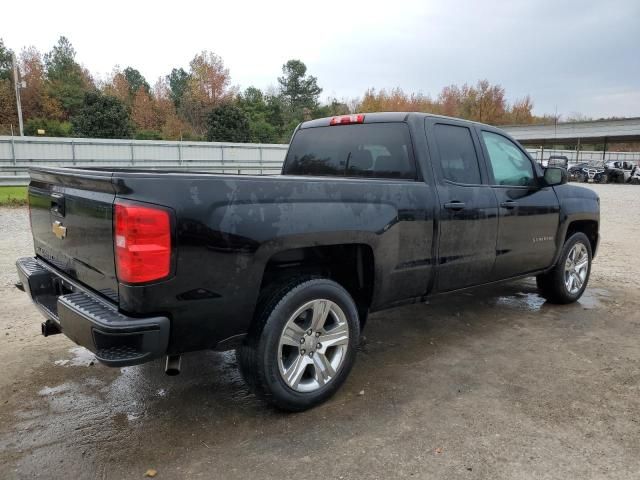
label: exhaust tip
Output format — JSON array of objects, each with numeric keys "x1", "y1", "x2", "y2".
[
  {"x1": 41, "y1": 320, "x2": 61, "y2": 337},
  {"x1": 165, "y1": 355, "x2": 182, "y2": 376}
]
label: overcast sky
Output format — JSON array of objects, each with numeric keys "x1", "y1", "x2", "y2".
[{"x1": 3, "y1": 0, "x2": 639, "y2": 118}]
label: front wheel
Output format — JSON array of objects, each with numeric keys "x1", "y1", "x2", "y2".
[
  {"x1": 238, "y1": 278, "x2": 360, "y2": 412},
  {"x1": 536, "y1": 232, "x2": 592, "y2": 304}
]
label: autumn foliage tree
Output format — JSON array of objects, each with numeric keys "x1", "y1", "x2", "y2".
[
  {"x1": 20, "y1": 46, "x2": 64, "y2": 122},
  {"x1": 358, "y1": 80, "x2": 534, "y2": 125},
  {"x1": 0, "y1": 39, "x2": 18, "y2": 134},
  {"x1": 180, "y1": 51, "x2": 233, "y2": 135},
  {"x1": 153, "y1": 78, "x2": 191, "y2": 140},
  {"x1": 131, "y1": 88, "x2": 159, "y2": 132}
]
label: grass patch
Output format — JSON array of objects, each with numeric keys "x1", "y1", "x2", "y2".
[{"x1": 0, "y1": 186, "x2": 28, "y2": 206}]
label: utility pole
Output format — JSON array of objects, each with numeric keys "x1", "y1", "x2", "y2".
[{"x1": 11, "y1": 53, "x2": 24, "y2": 136}]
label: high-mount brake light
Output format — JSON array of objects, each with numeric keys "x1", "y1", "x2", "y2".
[
  {"x1": 329, "y1": 114, "x2": 365, "y2": 126},
  {"x1": 114, "y1": 202, "x2": 171, "y2": 284}
]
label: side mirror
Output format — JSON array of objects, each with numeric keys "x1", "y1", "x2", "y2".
[{"x1": 544, "y1": 167, "x2": 567, "y2": 186}]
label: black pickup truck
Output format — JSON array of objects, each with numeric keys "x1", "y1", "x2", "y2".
[{"x1": 16, "y1": 112, "x2": 600, "y2": 411}]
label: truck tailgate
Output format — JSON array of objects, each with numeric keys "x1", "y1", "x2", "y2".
[{"x1": 28, "y1": 168, "x2": 119, "y2": 302}]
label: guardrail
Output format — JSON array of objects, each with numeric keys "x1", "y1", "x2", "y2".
[{"x1": 0, "y1": 136, "x2": 289, "y2": 186}]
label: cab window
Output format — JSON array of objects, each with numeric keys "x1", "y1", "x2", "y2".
[
  {"x1": 481, "y1": 131, "x2": 535, "y2": 187},
  {"x1": 433, "y1": 124, "x2": 482, "y2": 184}
]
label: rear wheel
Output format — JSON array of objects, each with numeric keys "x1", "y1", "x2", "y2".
[
  {"x1": 536, "y1": 232, "x2": 592, "y2": 304},
  {"x1": 238, "y1": 277, "x2": 360, "y2": 411}
]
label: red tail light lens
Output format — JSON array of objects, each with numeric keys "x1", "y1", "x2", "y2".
[
  {"x1": 114, "y1": 202, "x2": 171, "y2": 283},
  {"x1": 329, "y1": 114, "x2": 365, "y2": 126}
]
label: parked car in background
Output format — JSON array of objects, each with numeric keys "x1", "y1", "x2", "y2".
[
  {"x1": 580, "y1": 166, "x2": 607, "y2": 183},
  {"x1": 547, "y1": 155, "x2": 569, "y2": 169},
  {"x1": 568, "y1": 162, "x2": 590, "y2": 182},
  {"x1": 605, "y1": 161, "x2": 637, "y2": 183}
]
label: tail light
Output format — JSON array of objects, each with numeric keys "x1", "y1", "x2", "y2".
[
  {"x1": 114, "y1": 201, "x2": 172, "y2": 284},
  {"x1": 329, "y1": 114, "x2": 365, "y2": 126}
]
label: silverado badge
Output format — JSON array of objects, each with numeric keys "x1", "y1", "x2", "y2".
[{"x1": 52, "y1": 221, "x2": 67, "y2": 240}]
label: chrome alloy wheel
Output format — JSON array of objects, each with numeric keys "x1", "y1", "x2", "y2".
[
  {"x1": 277, "y1": 299, "x2": 350, "y2": 393},
  {"x1": 564, "y1": 242, "x2": 589, "y2": 295}
]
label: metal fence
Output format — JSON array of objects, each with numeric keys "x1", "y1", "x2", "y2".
[
  {"x1": 2, "y1": 136, "x2": 640, "y2": 186},
  {"x1": 0, "y1": 136, "x2": 289, "y2": 186},
  {"x1": 526, "y1": 148, "x2": 640, "y2": 165}
]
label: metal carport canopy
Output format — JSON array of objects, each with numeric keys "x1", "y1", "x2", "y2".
[{"x1": 501, "y1": 117, "x2": 640, "y2": 143}]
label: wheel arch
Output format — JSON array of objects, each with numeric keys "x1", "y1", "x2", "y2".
[
  {"x1": 257, "y1": 243, "x2": 376, "y2": 329},
  {"x1": 565, "y1": 219, "x2": 599, "y2": 256}
]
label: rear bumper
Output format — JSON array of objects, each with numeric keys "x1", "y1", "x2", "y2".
[{"x1": 16, "y1": 257, "x2": 169, "y2": 367}]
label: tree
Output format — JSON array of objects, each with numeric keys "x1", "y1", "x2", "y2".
[
  {"x1": 506, "y1": 96, "x2": 535, "y2": 125},
  {"x1": 358, "y1": 87, "x2": 438, "y2": 113},
  {"x1": 278, "y1": 60, "x2": 322, "y2": 111},
  {"x1": 236, "y1": 87, "x2": 279, "y2": 143},
  {"x1": 181, "y1": 51, "x2": 233, "y2": 135},
  {"x1": 123, "y1": 67, "x2": 150, "y2": 95},
  {"x1": 0, "y1": 39, "x2": 17, "y2": 133},
  {"x1": 166, "y1": 67, "x2": 190, "y2": 108},
  {"x1": 44, "y1": 36, "x2": 93, "y2": 119},
  {"x1": 20, "y1": 46, "x2": 64, "y2": 121},
  {"x1": 0, "y1": 38, "x2": 12, "y2": 81},
  {"x1": 151, "y1": 77, "x2": 194, "y2": 140},
  {"x1": 131, "y1": 88, "x2": 159, "y2": 131},
  {"x1": 72, "y1": 91, "x2": 131, "y2": 138},
  {"x1": 206, "y1": 104, "x2": 249, "y2": 142},
  {"x1": 103, "y1": 68, "x2": 131, "y2": 106}
]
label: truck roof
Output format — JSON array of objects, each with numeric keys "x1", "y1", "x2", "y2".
[{"x1": 299, "y1": 112, "x2": 494, "y2": 130}]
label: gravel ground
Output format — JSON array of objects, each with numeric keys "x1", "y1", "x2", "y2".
[{"x1": 0, "y1": 184, "x2": 639, "y2": 480}]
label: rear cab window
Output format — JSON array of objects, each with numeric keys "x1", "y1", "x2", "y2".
[{"x1": 283, "y1": 123, "x2": 417, "y2": 180}]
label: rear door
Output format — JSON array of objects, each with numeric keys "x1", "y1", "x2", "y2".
[
  {"x1": 28, "y1": 168, "x2": 119, "y2": 301},
  {"x1": 476, "y1": 129, "x2": 560, "y2": 279},
  {"x1": 426, "y1": 118, "x2": 498, "y2": 292}
]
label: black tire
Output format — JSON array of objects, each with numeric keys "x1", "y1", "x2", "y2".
[
  {"x1": 237, "y1": 277, "x2": 360, "y2": 412},
  {"x1": 536, "y1": 232, "x2": 592, "y2": 304}
]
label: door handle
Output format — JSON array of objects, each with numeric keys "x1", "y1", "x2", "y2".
[
  {"x1": 500, "y1": 200, "x2": 518, "y2": 209},
  {"x1": 444, "y1": 201, "x2": 466, "y2": 211}
]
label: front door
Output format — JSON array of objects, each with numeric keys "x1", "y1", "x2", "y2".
[
  {"x1": 477, "y1": 129, "x2": 560, "y2": 279},
  {"x1": 426, "y1": 119, "x2": 498, "y2": 292}
]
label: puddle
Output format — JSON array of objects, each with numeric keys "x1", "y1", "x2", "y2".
[
  {"x1": 495, "y1": 287, "x2": 609, "y2": 312},
  {"x1": 53, "y1": 346, "x2": 96, "y2": 367},
  {"x1": 496, "y1": 292, "x2": 546, "y2": 311},
  {"x1": 38, "y1": 382, "x2": 74, "y2": 396},
  {"x1": 577, "y1": 288, "x2": 609, "y2": 310}
]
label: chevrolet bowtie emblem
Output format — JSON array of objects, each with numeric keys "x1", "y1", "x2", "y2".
[{"x1": 52, "y1": 221, "x2": 67, "y2": 240}]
